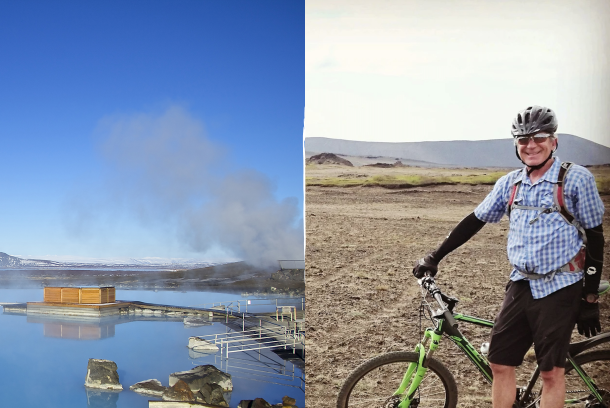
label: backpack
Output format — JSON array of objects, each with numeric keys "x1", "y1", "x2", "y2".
[{"x1": 507, "y1": 162, "x2": 587, "y2": 278}]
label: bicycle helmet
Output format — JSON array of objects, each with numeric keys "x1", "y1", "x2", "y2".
[
  {"x1": 511, "y1": 105, "x2": 558, "y2": 136},
  {"x1": 511, "y1": 105, "x2": 558, "y2": 173}
]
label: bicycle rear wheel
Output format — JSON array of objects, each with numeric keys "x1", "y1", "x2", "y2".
[
  {"x1": 564, "y1": 350, "x2": 610, "y2": 407},
  {"x1": 528, "y1": 349, "x2": 610, "y2": 407},
  {"x1": 336, "y1": 351, "x2": 458, "y2": 408}
]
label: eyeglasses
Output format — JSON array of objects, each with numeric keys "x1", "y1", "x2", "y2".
[{"x1": 514, "y1": 133, "x2": 553, "y2": 146}]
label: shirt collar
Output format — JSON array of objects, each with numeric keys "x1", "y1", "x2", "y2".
[{"x1": 521, "y1": 156, "x2": 561, "y2": 185}]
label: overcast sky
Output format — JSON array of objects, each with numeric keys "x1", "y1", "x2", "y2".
[{"x1": 306, "y1": 0, "x2": 610, "y2": 148}]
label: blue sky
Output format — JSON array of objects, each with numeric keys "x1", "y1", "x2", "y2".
[{"x1": 0, "y1": 1, "x2": 304, "y2": 264}]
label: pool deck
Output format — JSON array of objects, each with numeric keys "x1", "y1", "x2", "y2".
[{"x1": 1, "y1": 301, "x2": 240, "y2": 318}]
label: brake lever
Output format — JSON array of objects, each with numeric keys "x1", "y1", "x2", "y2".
[{"x1": 440, "y1": 293, "x2": 459, "y2": 312}]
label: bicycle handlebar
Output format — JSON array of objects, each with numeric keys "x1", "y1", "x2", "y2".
[{"x1": 418, "y1": 276, "x2": 459, "y2": 330}]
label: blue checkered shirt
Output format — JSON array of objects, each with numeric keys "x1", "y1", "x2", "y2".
[{"x1": 474, "y1": 158, "x2": 605, "y2": 299}]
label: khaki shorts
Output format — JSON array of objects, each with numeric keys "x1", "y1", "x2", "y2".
[{"x1": 487, "y1": 279, "x2": 581, "y2": 372}]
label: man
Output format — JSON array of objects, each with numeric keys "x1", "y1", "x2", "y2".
[{"x1": 412, "y1": 105, "x2": 605, "y2": 408}]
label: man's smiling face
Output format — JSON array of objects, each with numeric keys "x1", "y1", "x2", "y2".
[{"x1": 516, "y1": 133, "x2": 557, "y2": 167}]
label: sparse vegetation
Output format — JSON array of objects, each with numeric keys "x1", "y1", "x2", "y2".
[
  {"x1": 307, "y1": 166, "x2": 610, "y2": 193},
  {"x1": 306, "y1": 172, "x2": 506, "y2": 188},
  {"x1": 596, "y1": 176, "x2": 610, "y2": 195}
]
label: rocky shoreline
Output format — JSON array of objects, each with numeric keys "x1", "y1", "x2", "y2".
[{"x1": 86, "y1": 359, "x2": 300, "y2": 408}]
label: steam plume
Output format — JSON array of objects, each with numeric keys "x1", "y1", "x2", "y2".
[{"x1": 65, "y1": 106, "x2": 304, "y2": 267}]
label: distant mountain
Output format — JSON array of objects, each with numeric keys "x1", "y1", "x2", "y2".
[
  {"x1": 0, "y1": 252, "x2": 224, "y2": 271},
  {"x1": 304, "y1": 134, "x2": 610, "y2": 168},
  {"x1": 0, "y1": 252, "x2": 60, "y2": 268}
]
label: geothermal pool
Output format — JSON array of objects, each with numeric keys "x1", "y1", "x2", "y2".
[{"x1": 0, "y1": 289, "x2": 304, "y2": 408}]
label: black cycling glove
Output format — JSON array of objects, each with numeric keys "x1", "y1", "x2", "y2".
[
  {"x1": 577, "y1": 300, "x2": 601, "y2": 338},
  {"x1": 413, "y1": 253, "x2": 439, "y2": 278}
]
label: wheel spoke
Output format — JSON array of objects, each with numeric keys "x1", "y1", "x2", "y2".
[{"x1": 337, "y1": 352, "x2": 457, "y2": 408}]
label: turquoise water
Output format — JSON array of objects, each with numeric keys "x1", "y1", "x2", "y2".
[{"x1": 0, "y1": 289, "x2": 304, "y2": 408}]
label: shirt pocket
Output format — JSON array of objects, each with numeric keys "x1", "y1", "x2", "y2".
[
  {"x1": 537, "y1": 191, "x2": 563, "y2": 226},
  {"x1": 539, "y1": 210, "x2": 566, "y2": 227}
]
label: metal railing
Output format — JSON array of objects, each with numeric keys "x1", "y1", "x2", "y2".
[
  {"x1": 196, "y1": 317, "x2": 304, "y2": 359},
  {"x1": 213, "y1": 350, "x2": 305, "y2": 391},
  {"x1": 190, "y1": 297, "x2": 305, "y2": 314},
  {"x1": 190, "y1": 346, "x2": 305, "y2": 392}
]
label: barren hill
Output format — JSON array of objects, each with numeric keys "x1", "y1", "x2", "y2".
[{"x1": 306, "y1": 152, "x2": 353, "y2": 166}]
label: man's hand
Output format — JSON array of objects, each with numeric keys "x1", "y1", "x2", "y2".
[
  {"x1": 413, "y1": 253, "x2": 439, "y2": 278},
  {"x1": 577, "y1": 300, "x2": 601, "y2": 338}
]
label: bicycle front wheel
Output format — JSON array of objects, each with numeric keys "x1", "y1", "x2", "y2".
[{"x1": 336, "y1": 351, "x2": 458, "y2": 408}]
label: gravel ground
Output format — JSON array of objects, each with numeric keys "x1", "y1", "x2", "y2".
[{"x1": 305, "y1": 176, "x2": 610, "y2": 408}]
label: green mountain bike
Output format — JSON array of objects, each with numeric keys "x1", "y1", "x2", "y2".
[{"x1": 337, "y1": 276, "x2": 610, "y2": 408}]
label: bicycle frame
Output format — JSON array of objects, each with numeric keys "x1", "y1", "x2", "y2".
[
  {"x1": 393, "y1": 306, "x2": 610, "y2": 408},
  {"x1": 392, "y1": 314, "x2": 493, "y2": 408}
]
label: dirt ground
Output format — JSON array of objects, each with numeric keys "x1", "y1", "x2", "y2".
[{"x1": 305, "y1": 166, "x2": 610, "y2": 408}]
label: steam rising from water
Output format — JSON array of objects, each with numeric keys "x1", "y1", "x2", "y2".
[{"x1": 64, "y1": 106, "x2": 303, "y2": 267}]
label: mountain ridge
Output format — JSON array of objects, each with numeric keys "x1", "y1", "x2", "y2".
[
  {"x1": 304, "y1": 134, "x2": 610, "y2": 168},
  {"x1": 0, "y1": 252, "x2": 223, "y2": 271}
]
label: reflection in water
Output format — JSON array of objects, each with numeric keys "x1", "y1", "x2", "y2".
[
  {"x1": 44, "y1": 322, "x2": 116, "y2": 340},
  {"x1": 27, "y1": 315, "x2": 130, "y2": 340},
  {"x1": 188, "y1": 348, "x2": 218, "y2": 359},
  {"x1": 85, "y1": 389, "x2": 120, "y2": 408},
  {"x1": 25, "y1": 314, "x2": 214, "y2": 341}
]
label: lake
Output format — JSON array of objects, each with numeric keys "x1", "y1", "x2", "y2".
[{"x1": 0, "y1": 289, "x2": 304, "y2": 408}]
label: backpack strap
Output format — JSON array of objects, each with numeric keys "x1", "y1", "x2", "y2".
[
  {"x1": 512, "y1": 162, "x2": 589, "y2": 280},
  {"x1": 507, "y1": 163, "x2": 586, "y2": 244},
  {"x1": 506, "y1": 170, "x2": 548, "y2": 216},
  {"x1": 553, "y1": 162, "x2": 587, "y2": 245},
  {"x1": 507, "y1": 170, "x2": 523, "y2": 218}
]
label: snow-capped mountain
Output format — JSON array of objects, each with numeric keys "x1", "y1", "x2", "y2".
[{"x1": 0, "y1": 252, "x2": 232, "y2": 271}]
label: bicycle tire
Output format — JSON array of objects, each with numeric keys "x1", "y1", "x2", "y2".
[
  {"x1": 336, "y1": 351, "x2": 458, "y2": 408},
  {"x1": 528, "y1": 349, "x2": 610, "y2": 408}
]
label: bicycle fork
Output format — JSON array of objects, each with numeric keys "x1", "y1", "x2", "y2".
[{"x1": 393, "y1": 327, "x2": 443, "y2": 408}]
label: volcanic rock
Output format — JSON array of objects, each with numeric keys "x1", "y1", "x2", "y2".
[
  {"x1": 129, "y1": 379, "x2": 166, "y2": 397},
  {"x1": 238, "y1": 399, "x2": 272, "y2": 408},
  {"x1": 187, "y1": 337, "x2": 219, "y2": 352},
  {"x1": 282, "y1": 395, "x2": 297, "y2": 406},
  {"x1": 169, "y1": 365, "x2": 232, "y2": 393},
  {"x1": 162, "y1": 379, "x2": 195, "y2": 401},
  {"x1": 196, "y1": 383, "x2": 228, "y2": 406},
  {"x1": 84, "y1": 359, "x2": 123, "y2": 391}
]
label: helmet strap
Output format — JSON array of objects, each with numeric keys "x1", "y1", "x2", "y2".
[
  {"x1": 515, "y1": 139, "x2": 558, "y2": 176},
  {"x1": 525, "y1": 152, "x2": 554, "y2": 175}
]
